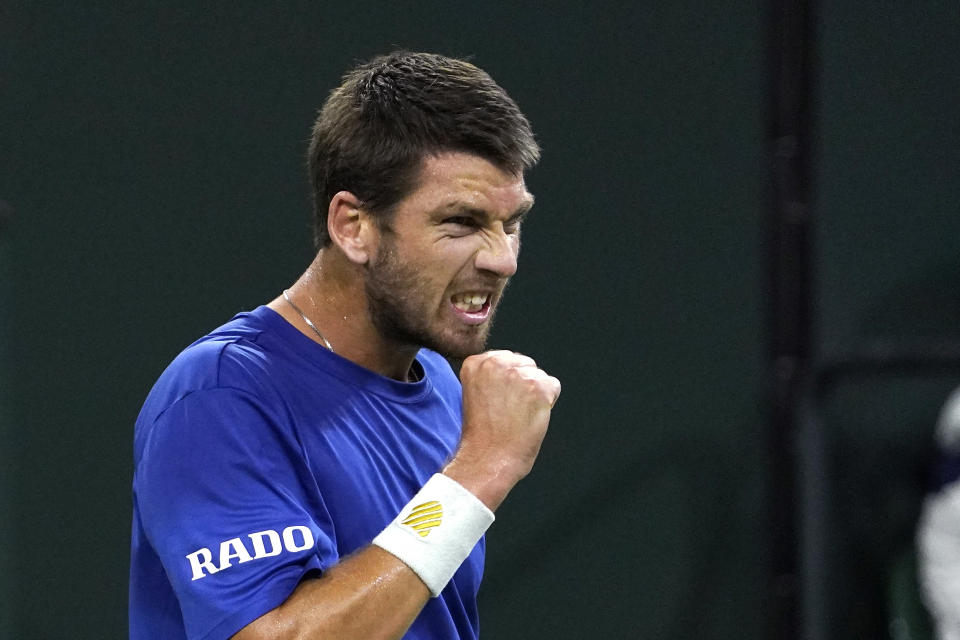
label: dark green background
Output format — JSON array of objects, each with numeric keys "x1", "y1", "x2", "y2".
[{"x1": 1, "y1": 2, "x2": 956, "y2": 638}]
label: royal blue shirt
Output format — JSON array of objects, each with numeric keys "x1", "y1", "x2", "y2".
[{"x1": 130, "y1": 306, "x2": 484, "y2": 639}]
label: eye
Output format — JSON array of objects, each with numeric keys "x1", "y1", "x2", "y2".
[
  {"x1": 504, "y1": 219, "x2": 522, "y2": 234},
  {"x1": 503, "y1": 214, "x2": 527, "y2": 234},
  {"x1": 443, "y1": 216, "x2": 478, "y2": 228}
]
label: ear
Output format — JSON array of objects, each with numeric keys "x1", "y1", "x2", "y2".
[{"x1": 327, "y1": 191, "x2": 377, "y2": 264}]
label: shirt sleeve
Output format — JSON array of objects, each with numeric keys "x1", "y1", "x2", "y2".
[{"x1": 134, "y1": 387, "x2": 339, "y2": 640}]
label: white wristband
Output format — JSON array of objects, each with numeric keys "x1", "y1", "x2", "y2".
[{"x1": 373, "y1": 473, "x2": 495, "y2": 597}]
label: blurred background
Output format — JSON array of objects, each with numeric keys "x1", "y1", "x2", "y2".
[{"x1": 1, "y1": 2, "x2": 958, "y2": 638}]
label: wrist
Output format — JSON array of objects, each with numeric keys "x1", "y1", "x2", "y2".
[
  {"x1": 442, "y1": 453, "x2": 523, "y2": 513},
  {"x1": 372, "y1": 473, "x2": 494, "y2": 597}
]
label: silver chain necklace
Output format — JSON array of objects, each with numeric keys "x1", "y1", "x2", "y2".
[{"x1": 282, "y1": 289, "x2": 334, "y2": 352}]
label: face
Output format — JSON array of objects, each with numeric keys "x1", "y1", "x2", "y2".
[{"x1": 363, "y1": 152, "x2": 534, "y2": 359}]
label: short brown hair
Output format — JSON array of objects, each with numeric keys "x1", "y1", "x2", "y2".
[{"x1": 307, "y1": 51, "x2": 540, "y2": 248}]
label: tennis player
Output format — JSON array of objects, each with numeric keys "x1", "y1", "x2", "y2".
[
  {"x1": 919, "y1": 388, "x2": 960, "y2": 640},
  {"x1": 129, "y1": 51, "x2": 560, "y2": 640}
]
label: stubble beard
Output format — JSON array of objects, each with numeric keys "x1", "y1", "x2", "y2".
[{"x1": 364, "y1": 244, "x2": 501, "y2": 360}]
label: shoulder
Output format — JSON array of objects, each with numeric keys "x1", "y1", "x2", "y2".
[
  {"x1": 134, "y1": 310, "x2": 283, "y2": 452},
  {"x1": 151, "y1": 322, "x2": 269, "y2": 403}
]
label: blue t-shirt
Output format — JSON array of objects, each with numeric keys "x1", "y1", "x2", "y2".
[{"x1": 129, "y1": 306, "x2": 484, "y2": 640}]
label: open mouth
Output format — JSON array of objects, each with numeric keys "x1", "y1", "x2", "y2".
[{"x1": 450, "y1": 291, "x2": 492, "y2": 323}]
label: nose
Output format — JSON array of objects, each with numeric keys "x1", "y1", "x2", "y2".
[{"x1": 474, "y1": 229, "x2": 518, "y2": 277}]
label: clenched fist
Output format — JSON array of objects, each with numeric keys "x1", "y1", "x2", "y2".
[{"x1": 443, "y1": 350, "x2": 561, "y2": 512}]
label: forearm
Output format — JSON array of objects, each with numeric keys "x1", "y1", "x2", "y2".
[
  {"x1": 233, "y1": 545, "x2": 429, "y2": 640},
  {"x1": 235, "y1": 469, "x2": 500, "y2": 640}
]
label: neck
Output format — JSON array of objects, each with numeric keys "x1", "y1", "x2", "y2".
[{"x1": 267, "y1": 250, "x2": 420, "y2": 381}]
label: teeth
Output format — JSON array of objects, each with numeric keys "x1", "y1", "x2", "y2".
[{"x1": 452, "y1": 292, "x2": 488, "y2": 312}]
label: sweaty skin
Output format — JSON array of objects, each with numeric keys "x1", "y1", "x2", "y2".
[{"x1": 237, "y1": 153, "x2": 560, "y2": 640}]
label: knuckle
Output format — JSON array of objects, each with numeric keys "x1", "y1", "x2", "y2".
[
  {"x1": 504, "y1": 365, "x2": 525, "y2": 382},
  {"x1": 480, "y1": 355, "x2": 506, "y2": 374},
  {"x1": 516, "y1": 354, "x2": 537, "y2": 366},
  {"x1": 538, "y1": 381, "x2": 555, "y2": 400}
]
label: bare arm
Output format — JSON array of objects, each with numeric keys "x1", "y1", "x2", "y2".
[
  {"x1": 233, "y1": 545, "x2": 428, "y2": 640},
  {"x1": 234, "y1": 351, "x2": 560, "y2": 640}
]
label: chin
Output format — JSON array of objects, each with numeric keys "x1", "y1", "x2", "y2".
[{"x1": 427, "y1": 329, "x2": 489, "y2": 360}]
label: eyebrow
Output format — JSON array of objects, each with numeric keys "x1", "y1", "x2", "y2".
[
  {"x1": 434, "y1": 196, "x2": 535, "y2": 223},
  {"x1": 509, "y1": 197, "x2": 535, "y2": 222}
]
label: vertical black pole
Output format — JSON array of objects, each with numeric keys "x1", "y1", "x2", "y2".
[{"x1": 764, "y1": 0, "x2": 817, "y2": 638}]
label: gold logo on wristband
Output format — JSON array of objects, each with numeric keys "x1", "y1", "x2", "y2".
[{"x1": 401, "y1": 501, "x2": 443, "y2": 537}]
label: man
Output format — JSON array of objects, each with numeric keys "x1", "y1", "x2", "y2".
[
  {"x1": 919, "y1": 388, "x2": 960, "y2": 640},
  {"x1": 129, "y1": 51, "x2": 561, "y2": 640}
]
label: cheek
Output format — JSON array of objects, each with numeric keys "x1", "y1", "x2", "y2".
[
  {"x1": 430, "y1": 242, "x2": 479, "y2": 273},
  {"x1": 401, "y1": 253, "x2": 459, "y2": 299},
  {"x1": 402, "y1": 237, "x2": 484, "y2": 293}
]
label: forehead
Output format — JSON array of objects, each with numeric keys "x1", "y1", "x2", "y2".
[{"x1": 403, "y1": 152, "x2": 533, "y2": 215}]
